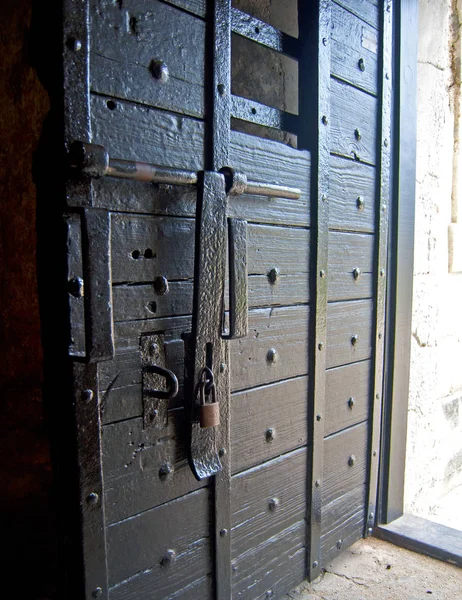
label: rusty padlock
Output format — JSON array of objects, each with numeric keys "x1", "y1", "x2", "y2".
[{"x1": 199, "y1": 368, "x2": 220, "y2": 428}]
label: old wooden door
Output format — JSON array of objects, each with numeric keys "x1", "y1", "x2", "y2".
[{"x1": 60, "y1": 0, "x2": 392, "y2": 598}]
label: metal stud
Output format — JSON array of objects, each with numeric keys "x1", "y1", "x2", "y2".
[
  {"x1": 266, "y1": 591, "x2": 273, "y2": 599},
  {"x1": 220, "y1": 528, "x2": 228, "y2": 537},
  {"x1": 316, "y1": 413, "x2": 322, "y2": 421},
  {"x1": 358, "y1": 58, "x2": 365, "y2": 72},
  {"x1": 159, "y1": 462, "x2": 174, "y2": 480},
  {"x1": 68, "y1": 276, "x2": 84, "y2": 298},
  {"x1": 68, "y1": 37, "x2": 82, "y2": 52},
  {"x1": 267, "y1": 267, "x2": 280, "y2": 285},
  {"x1": 265, "y1": 428, "x2": 276, "y2": 442},
  {"x1": 380, "y1": 268, "x2": 385, "y2": 277},
  {"x1": 348, "y1": 455, "x2": 356, "y2": 467},
  {"x1": 219, "y1": 447, "x2": 226, "y2": 457},
  {"x1": 86, "y1": 492, "x2": 99, "y2": 505},
  {"x1": 154, "y1": 276, "x2": 169, "y2": 295},
  {"x1": 336, "y1": 539, "x2": 343, "y2": 549},
  {"x1": 348, "y1": 397, "x2": 355, "y2": 409},
  {"x1": 82, "y1": 389, "x2": 94, "y2": 403},
  {"x1": 353, "y1": 267, "x2": 361, "y2": 280},
  {"x1": 351, "y1": 334, "x2": 359, "y2": 346},
  {"x1": 150, "y1": 59, "x2": 169, "y2": 83},
  {"x1": 384, "y1": 139, "x2": 389, "y2": 147},
  {"x1": 315, "y1": 479, "x2": 321, "y2": 487},
  {"x1": 354, "y1": 128, "x2": 362, "y2": 141},
  {"x1": 318, "y1": 342, "x2": 324, "y2": 351},
  {"x1": 312, "y1": 561, "x2": 319, "y2": 569},
  {"x1": 320, "y1": 269, "x2": 326, "y2": 278},
  {"x1": 268, "y1": 497, "x2": 280, "y2": 512},
  {"x1": 267, "y1": 348, "x2": 279, "y2": 364},
  {"x1": 217, "y1": 83, "x2": 226, "y2": 96},
  {"x1": 92, "y1": 588, "x2": 102, "y2": 599},
  {"x1": 357, "y1": 196, "x2": 365, "y2": 211},
  {"x1": 322, "y1": 115, "x2": 328, "y2": 125},
  {"x1": 161, "y1": 549, "x2": 176, "y2": 566},
  {"x1": 321, "y1": 193, "x2": 328, "y2": 202}
]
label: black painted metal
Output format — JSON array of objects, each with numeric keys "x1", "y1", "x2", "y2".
[
  {"x1": 379, "y1": 0, "x2": 418, "y2": 525},
  {"x1": 365, "y1": 0, "x2": 393, "y2": 537},
  {"x1": 298, "y1": 0, "x2": 330, "y2": 582}
]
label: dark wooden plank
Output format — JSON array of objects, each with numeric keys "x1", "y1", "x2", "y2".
[
  {"x1": 161, "y1": 0, "x2": 205, "y2": 17},
  {"x1": 328, "y1": 231, "x2": 374, "y2": 302},
  {"x1": 329, "y1": 154, "x2": 376, "y2": 233},
  {"x1": 230, "y1": 305, "x2": 310, "y2": 391},
  {"x1": 333, "y1": 0, "x2": 379, "y2": 30},
  {"x1": 323, "y1": 422, "x2": 368, "y2": 507},
  {"x1": 376, "y1": 515, "x2": 462, "y2": 568},
  {"x1": 246, "y1": 273, "x2": 309, "y2": 308},
  {"x1": 231, "y1": 447, "x2": 307, "y2": 556},
  {"x1": 106, "y1": 488, "x2": 210, "y2": 588},
  {"x1": 325, "y1": 360, "x2": 371, "y2": 437},
  {"x1": 331, "y1": 2, "x2": 378, "y2": 95},
  {"x1": 111, "y1": 574, "x2": 212, "y2": 600},
  {"x1": 330, "y1": 77, "x2": 377, "y2": 165},
  {"x1": 232, "y1": 521, "x2": 306, "y2": 600},
  {"x1": 103, "y1": 413, "x2": 205, "y2": 523},
  {"x1": 326, "y1": 299, "x2": 373, "y2": 369},
  {"x1": 321, "y1": 485, "x2": 367, "y2": 564},
  {"x1": 111, "y1": 214, "x2": 309, "y2": 285},
  {"x1": 231, "y1": 377, "x2": 308, "y2": 474},
  {"x1": 90, "y1": 0, "x2": 205, "y2": 117}
]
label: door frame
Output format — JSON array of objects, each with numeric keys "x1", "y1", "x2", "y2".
[{"x1": 376, "y1": 0, "x2": 462, "y2": 566}]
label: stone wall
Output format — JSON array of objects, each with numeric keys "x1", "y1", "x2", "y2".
[{"x1": 404, "y1": 0, "x2": 462, "y2": 520}]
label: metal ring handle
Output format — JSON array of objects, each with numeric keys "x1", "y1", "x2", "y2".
[{"x1": 143, "y1": 365, "x2": 179, "y2": 399}]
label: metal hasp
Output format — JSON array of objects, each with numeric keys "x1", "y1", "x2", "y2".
[
  {"x1": 188, "y1": 171, "x2": 228, "y2": 481},
  {"x1": 68, "y1": 141, "x2": 302, "y2": 200}
]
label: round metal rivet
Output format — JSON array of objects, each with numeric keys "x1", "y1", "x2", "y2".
[
  {"x1": 321, "y1": 193, "x2": 327, "y2": 202},
  {"x1": 267, "y1": 348, "x2": 279, "y2": 364},
  {"x1": 368, "y1": 527, "x2": 373, "y2": 534},
  {"x1": 312, "y1": 561, "x2": 319, "y2": 569},
  {"x1": 268, "y1": 497, "x2": 279, "y2": 512},
  {"x1": 380, "y1": 268, "x2": 385, "y2": 277},
  {"x1": 320, "y1": 269, "x2": 326, "y2": 278},
  {"x1": 348, "y1": 455, "x2": 356, "y2": 467},
  {"x1": 357, "y1": 196, "x2": 365, "y2": 211},
  {"x1": 358, "y1": 58, "x2": 365, "y2": 72},
  {"x1": 354, "y1": 128, "x2": 362, "y2": 141},
  {"x1": 87, "y1": 492, "x2": 99, "y2": 505},
  {"x1": 265, "y1": 428, "x2": 276, "y2": 443},
  {"x1": 382, "y1": 203, "x2": 387, "y2": 212},
  {"x1": 384, "y1": 139, "x2": 389, "y2": 147},
  {"x1": 150, "y1": 59, "x2": 169, "y2": 83},
  {"x1": 217, "y1": 83, "x2": 226, "y2": 96},
  {"x1": 220, "y1": 528, "x2": 228, "y2": 537},
  {"x1": 159, "y1": 462, "x2": 174, "y2": 480},
  {"x1": 353, "y1": 267, "x2": 361, "y2": 281},
  {"x1": 351, "y1": 334, "x2": 359, "y2": 346},
  {"x1": 267, "y1": 267, "x2": 280, "y2": 285},
  {"x1": 161, "y1": 549, "x2": 176, "y2": 566},
  {"x1": 378, "y1": 332, "x2": 383, "y2": 340},
  {"x1": 385, "y1": 72, "x2": 390, "y2": 80},
  {"x1": 369, "y1": 512, "x2": 375, "y2": 520},
  {"x1": 336, "y1": 539, "x2": 343, "y2": 549},
  {"x1": 82, "y1": 389, "x2": 94, "y2": 403},
  {"x1": 376, "y1": 393, "x2": 380, "y2": 400},
  {"x1": 266, "y1": 591, "x2": 273, "y2": 599},
  {"x1": 315, "y1": 479, "x2": 321, "y2": 488},
  {"x1": 316, "y1": 414, "x2": 322, "y2": 422},
  {"x1": 220, "y1": 362, "x2": 226, "y2": 373},
  {"x1": 219, "y1": 447, "x2": 226, "y2": 457},
  {"x1": 92, "y1": 588, "x2": 102, "y2": 599},
  {"x1": 68, "y1": 37, "x2": 82, "y2": 52},
  {"x1": 68, "y1": 276, "x2": 84, "y2": 298},
  {"x1": 373, "y1": 450, "x2": 377, "y2": 457},
  {"x1": 149, "y1": 343, "x2": 160, "y2": 357},
  {"x1": 322, "y1": 37, "x2": 328, "y2": 46},
  {"x1": 322, "y1": 115, "x2": 328, "y2": 125},
  {"x1": 154, "y1": 276, "x2": 169, "y2": 295},
  {"x1": 348, "y1": 397, "x2": 355, "y2": 409}
]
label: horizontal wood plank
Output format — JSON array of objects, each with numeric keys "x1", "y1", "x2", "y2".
[
  {"x1": 329, "y1": 154, "x2": 376, "y2": 233},
  {"x1": 331, "y1": 2, "x2": 378, "y2": 95},
  {"x1": 90, "y1": 0, "x2": 205, "y2": 117},
  {"x1": 326, "y1": 299, "x2": 373, "y2": 369},
  {"x1": 325, "y1": 361, "x2": 371, "y2": 437},
  {"x1": 323, "y1": 421, "x2": 369, "y2": 507},
  {"x1": 328, "y1": 231, "x2": 375, "y2": 301},
  {"x1": 231, "y1": 377, "x2": 308, "y2": 474},
  {"x1": 333, "y1": 0, "x2": 379, "y2": 30},
  {"x1": 232, "y1": 521, "x2": 306, "y2": 600},
  {"x1": 330, "y1": 77, "x2": 378, "y2": 165},
  {"x1": 106, "y1": 488, "x2": 210, "y2": 588}
]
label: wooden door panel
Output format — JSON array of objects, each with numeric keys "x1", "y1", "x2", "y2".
[
  {"x1": 326, "y1": 299, "x2": 373, "y2": 369},
  {"x1": 329, "y1": 155, "x2": 376, "y2": 233},
  {"x1": 325, "y1": 360, "x2": 371, "y2": 437},
  {"x1": 333, "y1": 0, "x2": 379, "y2": 30},
  {"x1": 328, "y1": 231, "x2": 375, "y2": 301},
  {"x1": 106, "y1": 488, "x2": 211, "y2": 595},
  {"x1": 330, "y1": 77, "x2": 378, "y2": 165},
  {"x1": 331, "y1": 2, "x2": 379, "y2": 95},
  {"x1": 231, "y1": 448, "x2": 307, "y2": 557},
  {"x1": 91, "y1": 0, "x2": 206, "y2": 117},
  {"x1": 230, "y1": 377, "x2": 308, "y2": 474}
]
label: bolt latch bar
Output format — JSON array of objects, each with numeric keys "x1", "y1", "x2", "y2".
[{"x1": 69, "y1": 141, "x2": 302, "y2": 200}]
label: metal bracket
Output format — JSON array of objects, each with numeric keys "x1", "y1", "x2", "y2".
[{"x1": 141, "y1": 334, "x2": 179, "y2": 430}]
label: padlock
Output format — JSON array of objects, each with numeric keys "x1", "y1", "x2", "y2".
[{"x1": 199, "y1": 372, "x2": 220, "y2": 428}]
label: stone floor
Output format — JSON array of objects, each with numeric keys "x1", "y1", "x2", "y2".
[{"x1": 287, "y1": 538, "x2": 462, "y2": 599}]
